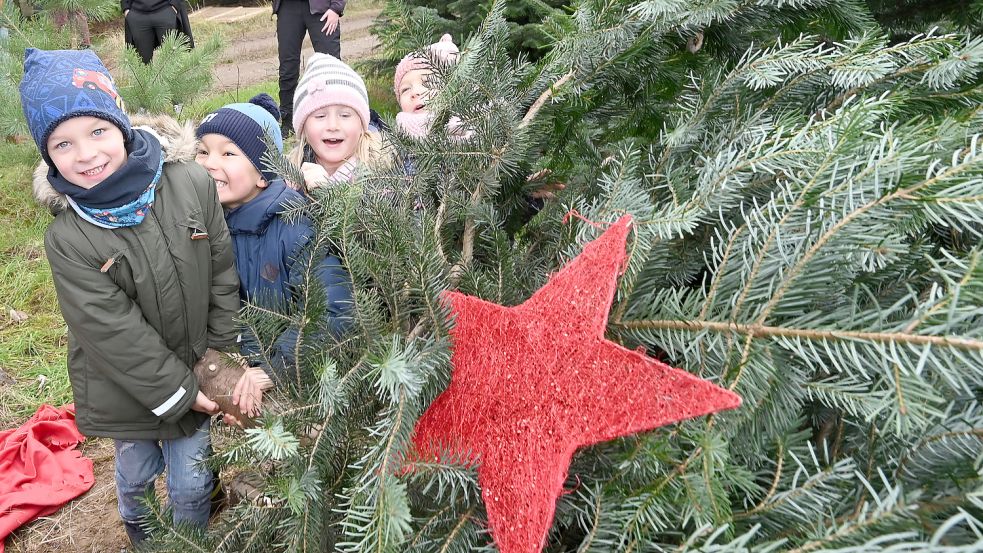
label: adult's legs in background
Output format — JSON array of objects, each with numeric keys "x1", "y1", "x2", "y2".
[
  {"x1": 277, "y1": 0, "x2": 310, "y2": 133},
  {"x1": 305, "y1": 8, "x2": 340, "y2": 59},
  {"x1": 126, "y1": 7, "x2": 178, "y2": 64}
]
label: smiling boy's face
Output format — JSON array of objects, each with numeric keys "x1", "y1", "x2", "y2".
[
  {"x1": 397, "y1": 68, "x2": 434, "y2": 114},
  {"x1": 195, "y1": 133, "x2": 267, "y2": 209},
  {"x1": 46, "y1": 116, "x2": 126, "y2": 189}
]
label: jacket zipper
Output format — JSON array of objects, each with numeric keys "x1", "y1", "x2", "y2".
[{"x1": 149, "y1": 205, "x2": 195, "y2": 366}]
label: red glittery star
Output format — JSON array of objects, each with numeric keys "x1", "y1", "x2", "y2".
[{"x1": 412, "y1": 215, "x2": 742, "y2": 553}]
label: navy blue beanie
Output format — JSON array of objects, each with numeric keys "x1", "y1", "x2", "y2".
[
  {"x1": 196, "y1": 93, "x2": 284, "y2": 183},
  {"x1": 19, "y1": 48, "x2": 132, "y2": 164}
]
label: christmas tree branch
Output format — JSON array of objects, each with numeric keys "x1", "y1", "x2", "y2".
[
  {"x1": 622, "y1": 446, "x2": 703, "y2": 541},
  {"x1": 737, "y1": 460, "x2": 849, "y2": 524},
  {"x1": 144, "y1": 499, "x2": 211, "y2": 553},
  {"x1": 438, "y1": 506, "x2": 476, "y2": 553},
  {"x1": 407, "y1": 503, "x2": 455, "y2": 549},
  {"x1": 698, "y1": 225, "x2": 746, "y2": 322},
  {"x1": 849, "y1": 423, "x2": 879, "y2": 520},
  {"x1": 755, "y1": 153, "x2": 982, "y2": 331},
  {"x1": 741, "y1": 442, "x2": 785, "y2": 517},
  {"x1": 723, "y1": 119, "x2": 949, "y2": 388},
  {"x1": 214, "y1": 516, "x2": 255, "y2": 552},
  {"x1": 892, "y1": 362, "x2": 908, "y2": 416},
  {"x1": 615, "y1": 318, "x2": 983, "y2": 350},
  {"x1": 700, "y1": 446, "x2": 722, "y2": 520},
  {"x1": 894, "y1": 428, "x2": 983, "y2": 479},
  {"x1": 904, "y1": 249, "x2": 981, "y2": 333},
  {"x1": 575, "y1": 489, "x2": 603, "y2": 553},
  {"x1": 0, "y1": 9, "x2": 34, "y2": 47},
  {"x1": 822, "y1": 63, "x2": 933, "y2": 114},
  {"x1": 448, "y1": 150, "x2": 505, "y2": 285},
  {"x1": 785, "y1": 500, "x2": 911, "y2": 553},
  {"x1": 519, "y1": 71, "x2": 573, "y2": 129},
  {"x1": 380, "y1": 390, "x2": 407, "y2": 479},
  {"x1": 726, "y1": 139, "x2": 844, "y2": 329}
]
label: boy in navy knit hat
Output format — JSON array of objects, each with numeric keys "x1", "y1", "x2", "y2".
[
  {"x1": 19, "y1": 48, "x2": 240, "y2": 546},
  {"x1": 195, "y1": 94, "x2": 354, "y2": 415}
]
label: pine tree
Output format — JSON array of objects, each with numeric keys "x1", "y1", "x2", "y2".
[
  {"x1": 1, "y1": 0, "x2": 219, "y2": 136},
  {"x1": 114, "y1": 32, "x2": 222, "y2": 114},
  {"x1": 0, "y1": 2, "x2": 75, "y2": 137},
  {"x1": 146, "y1": 1, "x2": 983, "y2": 551},
  {"x1": 868, "y1": 0, "x2": 983, "y2": 39},
  {"x1": 371, "y1": 0, "x2": 570, "y2": 63}
]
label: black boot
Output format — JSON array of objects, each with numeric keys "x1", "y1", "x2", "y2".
[
  {"x1": 123, "y1": 520, "x2": 149, "y2": 549},
  {"x1": 280, "y1": 116, "x2": 293, "y2": 139}
]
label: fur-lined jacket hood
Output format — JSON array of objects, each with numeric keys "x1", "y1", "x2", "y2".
[{"x1": 32, "y1": 113, "x2": 199, "y2": 215}]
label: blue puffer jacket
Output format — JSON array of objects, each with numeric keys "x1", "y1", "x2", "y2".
[{"x1": 225, "y1": 179, "x2": 353, "y2": 379}]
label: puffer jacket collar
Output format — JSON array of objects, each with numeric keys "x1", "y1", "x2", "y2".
[
  {"x1": 32, "y1": 114, "x2": 198, "y2": 215},
  {"x1": 225, "y1": 179, "x2": 305, "y2": 236}
]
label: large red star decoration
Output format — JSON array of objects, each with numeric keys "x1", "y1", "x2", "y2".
[{"x1": 411, "y1": 214, "x2": 741, "y2": 553}]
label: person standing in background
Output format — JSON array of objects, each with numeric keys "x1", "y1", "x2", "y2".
[
  {"x1": 274, "y1": 0, "x2": 345, "y2": 137},
  {"x1": 122, "y1": 0, "x2": 194, "y2": 64}
]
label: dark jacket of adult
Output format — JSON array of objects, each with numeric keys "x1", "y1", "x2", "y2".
[
  {"x1": 225, "y1": 178, "x2": 354, "y2": 380},
  {"x1": 32, "y1": 115, "x2": 239, "y2": 441}
]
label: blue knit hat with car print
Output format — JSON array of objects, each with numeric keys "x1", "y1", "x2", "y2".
[
  {"x1": 195, "y1": 93, "x2": 284, "y2": 183},
  {"x1": 19, "y1": 48, "x2": 132, "y2": 164}
]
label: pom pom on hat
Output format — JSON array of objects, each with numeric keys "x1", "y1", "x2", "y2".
[
  {"x1": 249, "y1": 92, "x2": 281, "y2": 125},
  {"x1": 394, "y1": 34, "x2": 460, "y2": 96},
  {"x1": 18, "y1": 48, "x2": 132, "y2": 165},
  {"x1": 429, "y1": 34, "x2": 460, "y2": 63},
  {"x1": 196, "y1": 93, "x2": 284, "y2": 183},
  {"x1": 292, "y1": 53, "x2": 370, "y2": 136}
]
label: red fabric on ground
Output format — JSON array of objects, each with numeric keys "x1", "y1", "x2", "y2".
[
  {"x1": 0, "y1": 404, "x2": 94, "y2": 552},
  {"x1": 412, "y1": 215, "x2": 742, "y2": 553}
]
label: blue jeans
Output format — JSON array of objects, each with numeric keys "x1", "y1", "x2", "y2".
[{"x1": 114, "y1": 418, "x2": 213, "y2": 530}]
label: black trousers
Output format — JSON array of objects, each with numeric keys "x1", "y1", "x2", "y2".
[
  {"x1": 277, "y1": 0, "x2": 341, "y2": 126},
  {"x1": 125, "y1": 6, "x2": 178, "y2": 64}
]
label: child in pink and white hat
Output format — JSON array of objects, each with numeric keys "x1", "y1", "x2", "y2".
[
  {"x1": 289, "y1": 53, "x2": 386, "y2": 190},
  {"x1": 393, "y1": 34, "x2": 468, "y2": 139}
]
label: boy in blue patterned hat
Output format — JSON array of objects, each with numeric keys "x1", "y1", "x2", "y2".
[
  {"x1": 19, "y1": 48, "x2": 240, "y2": 547},
  {"x1": 195, "y1": 94, "x2": 353, "y2": 415}
]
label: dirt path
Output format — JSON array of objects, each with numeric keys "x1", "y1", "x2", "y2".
[{"x1": 207, "y1": 7, "x2": 381, "y2": 92}]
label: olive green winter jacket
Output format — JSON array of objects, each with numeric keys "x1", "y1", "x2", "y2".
[{"x1": 33, "y1": 115, "x2": 240, "y2": 440}]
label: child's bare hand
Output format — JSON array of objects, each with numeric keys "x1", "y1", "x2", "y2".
[
  {"x1": 233, "y1": 368, "x2": 273, "y2": 418},
  {"x1": 222, "y1": 413, "x2": 242, "y2": 427},
  {"x1": 301, "y1": 162, "x2": 330, "y2": 190},
  {"x1": 526, "y1": 169, "x2": 566, "y2": 200},
  {"x1": 529, "y1": 181, "x2": 566, "y2": 200},
  {"x1": 191, "y1": 391, "x2": 220, "y2": 415}
]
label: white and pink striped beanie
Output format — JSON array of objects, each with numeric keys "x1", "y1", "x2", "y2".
[{"x1": 292, "y1": 53, "x2": 370, "y2": 136}]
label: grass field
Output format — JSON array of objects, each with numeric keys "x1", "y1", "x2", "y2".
[{"x1": 0, "y1": 140, "x2": 71, "y2": 428}]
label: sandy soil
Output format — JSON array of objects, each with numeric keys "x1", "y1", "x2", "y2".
[{"x1": 210, "y1": 8, "x2": 380, "y2": 92}]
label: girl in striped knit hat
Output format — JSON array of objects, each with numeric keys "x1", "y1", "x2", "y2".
[{"x1": 288, "y1": 53, "x2": 386, "y2": 191}]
